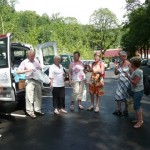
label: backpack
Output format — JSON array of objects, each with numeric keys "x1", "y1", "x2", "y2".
[{"x1": 143, "y1": 73, "x2": 150, "y2": 95}]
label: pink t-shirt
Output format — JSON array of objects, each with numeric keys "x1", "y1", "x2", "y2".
[{"x1": 71, "y1": 61, "x2": 86, "y2": 81}]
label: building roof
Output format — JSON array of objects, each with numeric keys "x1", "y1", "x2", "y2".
[{"x1": 104, "y1": 49, "x2": 122, "y2": 57}]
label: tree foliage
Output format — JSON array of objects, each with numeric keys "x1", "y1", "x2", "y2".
[
  {"x1": 0, "y1": 0, "x2": 124, "y2": 59},
  {"x1": 121, "y1": 0, "x2": 150, "y2": 58}
]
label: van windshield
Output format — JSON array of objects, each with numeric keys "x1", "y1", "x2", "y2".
[
  {"x1": 60, "y1": 55, "x2": 73, "y2": 69},
  {"x1": 0, "y1": 38, "x2": 8, "y2": 68}
]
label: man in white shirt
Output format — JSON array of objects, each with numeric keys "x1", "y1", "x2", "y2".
[{"x1": 17, "y1": 50, "x2": 44, "y2": 118}]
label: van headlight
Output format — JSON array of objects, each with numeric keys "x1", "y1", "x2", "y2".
[{"x1": 0, "y1": 87, "x2": 14, "y2": 98}]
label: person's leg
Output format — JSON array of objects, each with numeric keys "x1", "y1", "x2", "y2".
[
  {"x1": 78, "y1": 81, "x2": 85, "y2": 110},
  {"x1": 95, "y1": 94, "x2": 100, "y2": 112},
  {"x1": 59, "y1": 87, "x2": 67, "y2": 113},
  {"x1": 113, "y1": 100, "x2": 122, "y2": 116},
  {"x1": 34, "y1": 81, "x2": 43, "y2": 113},
  {"x1": 133, "y1": 91, "x2": 143, "y2": 128},
  {"x1": 90, "y1": 94, "x2": 94, "y2": 106},
  {"x1": 25, "y1": 81, "x2": 36, "y2": 118},
  {"x1": 52, "y1": 87, "x2": 60, "y2": 114},
  {"x1": 123, "y1": 100, "x2": 128, "y2": 116},
  {"x1": 87, "y1": 84, "x2": 95, "y2": 111},
  {"x1": 70, "y1": 81, "x2": 78, "y2": 110}
]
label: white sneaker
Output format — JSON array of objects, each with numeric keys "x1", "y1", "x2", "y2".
[
  {"x1": 60, "y1": 109, "x2": 68, "y2": 113},
  {"x1": 0, "y1": 134, "x2": 2, "y2": 138},
  {"x1": 54, "y1": 109, "x2": 60, "y2": 115}
]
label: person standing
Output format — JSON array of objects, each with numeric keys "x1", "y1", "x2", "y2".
[
  {"x1": 17, "y1": 50, "x2": 44, "y2": 118},
  {"x1": 69, "y1": 51, "x2": 86, "y2": 111},
  {"x1": 87, "y1": 51, "x2": 105, "y2": 112},
  {"x1": 126, "y1": 57, "x2": 144, "y2": 128},
  {"x1": 49, "y1": 55, "x2": 67, "y2": 115},
  {"x1": 113, "y1": 51, "x2": 131, "y2": 116}
]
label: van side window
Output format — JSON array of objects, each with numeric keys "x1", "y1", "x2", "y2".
[{"x1": 0, "y1": 39, "x2": 8, "y2": 68}]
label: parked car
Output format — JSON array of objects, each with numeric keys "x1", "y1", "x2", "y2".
[
  {"x1": 60, "y1": 54, "x2": 73, "y2": 73},
  {"x1": 141, "y1": 59, "x2": 148, "y2": 66},
  {"x1": 147, "y1": 59, "x2": 150, "y2": 67}
]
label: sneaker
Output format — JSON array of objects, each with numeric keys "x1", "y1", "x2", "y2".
[
  {"x1": 70, "y1": 105, "x2": 74, "y2": 111},
  {"x1": 60, "y1": 109, "x2": 68, "y2": 114},
  {"x1": 94, "y1": 107, "x2": 99, "y2": 113},
  {"x1": 54, "y1": 109, "x2": 60, "y2": 115},
  {"x1": 0, "y1": 134, "x2": 2, "y2": 138}
]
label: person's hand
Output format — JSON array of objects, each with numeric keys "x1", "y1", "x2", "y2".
[
  {"x1": 100, "y1": 78, "x2": 104, "y2": 86},
  {"x1": 50, "y1": 81, "x2": 53, "y2": 89},
  {"x1": 69, "y1": 80, "x2": 72, "y2": 87},
  {"x1": 115, "y1": 63, "x2": 119, "y2": 68}
]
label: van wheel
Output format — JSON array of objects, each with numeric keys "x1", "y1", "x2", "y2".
[{"x1": 0, "y1": 101, "x2": 18, "y2": 113}]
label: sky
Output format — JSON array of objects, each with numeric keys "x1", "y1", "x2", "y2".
[{"x1": 15, "y1": 0, "x2": 145, "y2": 24}]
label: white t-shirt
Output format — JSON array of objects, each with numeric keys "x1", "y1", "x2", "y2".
[{"x1": 49, "y1": 64, "x2": 65, "y2": 87}]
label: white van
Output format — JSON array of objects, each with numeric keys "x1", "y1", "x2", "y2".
[{"x1": 0, "y1": 33, "x2": 57, "y2": 113}]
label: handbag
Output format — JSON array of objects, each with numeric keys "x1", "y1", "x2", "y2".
[
  {"x1": 82, "y1": 84, "x2": 87, "y2": 101},
  {"x1": 126, "y1": 97, "x2": 134, "y2": 113}
]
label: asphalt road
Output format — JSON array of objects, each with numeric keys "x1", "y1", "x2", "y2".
[{"x1": 0, "y1": 69, "x2": 150, "y2": 150}]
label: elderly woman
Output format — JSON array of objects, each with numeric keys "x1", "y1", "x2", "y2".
[
  {"x1": 49, "y1": 55, "x2": 67, "y2": 115},
  {"x1": 69, "y1": 51, "x2": 86, "y2": 111},
  {"x1": 126, "y1": 57, "x2": 144, "y2": 128},
  {"x1": 87, "y1": 51, "x2": 105, "y2": 112},
  {"x1": 113, "y1": 51, "x2": 131, "y2": 116}
]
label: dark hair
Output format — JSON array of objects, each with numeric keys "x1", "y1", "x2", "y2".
[
  {"x1": 130, "y1": 57, "x2": 141, "y2": 67},
  {"x1": 73, "y1": 51, "x2": 80, "y2": 57}
]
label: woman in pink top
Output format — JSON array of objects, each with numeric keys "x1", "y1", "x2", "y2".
[{"x1": 69, "y1": 51, "x2": 86, "y2": 111}]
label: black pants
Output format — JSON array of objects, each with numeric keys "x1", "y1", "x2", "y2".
[{"x1": 52, "y1": 87, "x2": 65, "y2": 109}]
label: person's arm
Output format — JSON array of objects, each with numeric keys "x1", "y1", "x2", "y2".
[
  {"x1": 100, "y1": 62, "x2": 105, "y2": 78},
  {"x1": 127, "y1": 75, "x2": 140, "y2": 86},
  {"x1": 69, "y1": 63, "x2": 72, "y2": 86},
  {"x1": 16, "y1": 61, "x2": 32, "y2": 74},
  {"x1": 49, "y1": 65, "x2": 54, "y2": 88},
  {"x1": 114, "y1": 63, "x2": 119, "y2": 75}
]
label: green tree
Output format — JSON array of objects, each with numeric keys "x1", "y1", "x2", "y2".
[{"x1": 89, "y1": 8, "x2": 119, "y2": 51}]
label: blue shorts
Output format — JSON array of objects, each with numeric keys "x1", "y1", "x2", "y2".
[{"x1": 133, "y1": 90, "x2": 144, "y2": 111}]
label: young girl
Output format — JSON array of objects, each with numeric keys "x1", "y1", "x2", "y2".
[{"x1": 126, "y1": 57, "x2": 144, "y2": 128}]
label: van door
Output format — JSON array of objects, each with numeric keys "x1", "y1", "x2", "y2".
[
  {"x1": 35, "y1": 42, "x2": 57, "y2": 96},
  {"x1": 35, "y1": 42, "x2": 57, "y2": 72},
  {"x1": 0, "y1": 33, "x2": 15, "y2": 102}
]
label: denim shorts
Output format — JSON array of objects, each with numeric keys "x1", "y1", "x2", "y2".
[{"x1": 133, "y1": 90, "x2": 144, "y2": 111}]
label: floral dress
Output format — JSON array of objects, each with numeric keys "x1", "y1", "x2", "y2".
[{"x1": 89, "y1": 62, "x2": 104, "y2": 96}]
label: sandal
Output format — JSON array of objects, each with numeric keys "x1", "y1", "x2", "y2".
[
  {"x1": 78, "y1": 105, "x2": 84, "y2": 110},
  {"x1": 133, "y1": 121, "x2": 143, "y2": 128},
  {"x1": 131, "y1": 120, "x2": 138, "y2": 123},
  {"x1": 87, "y1": 106, "x2": 94, "y2": 111},
  {"x1": 123, "y1": 110, "x2": 128, "y2": 116},
  {"x1": 70, "y1": 105, "x2": 74, "y2": 111},
  {"x1": 27, "y1": 112, "x2": 36, "y2": 118},
  {"x1": 112, "y1": 110, "x2": 122, "y2": 116}
]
